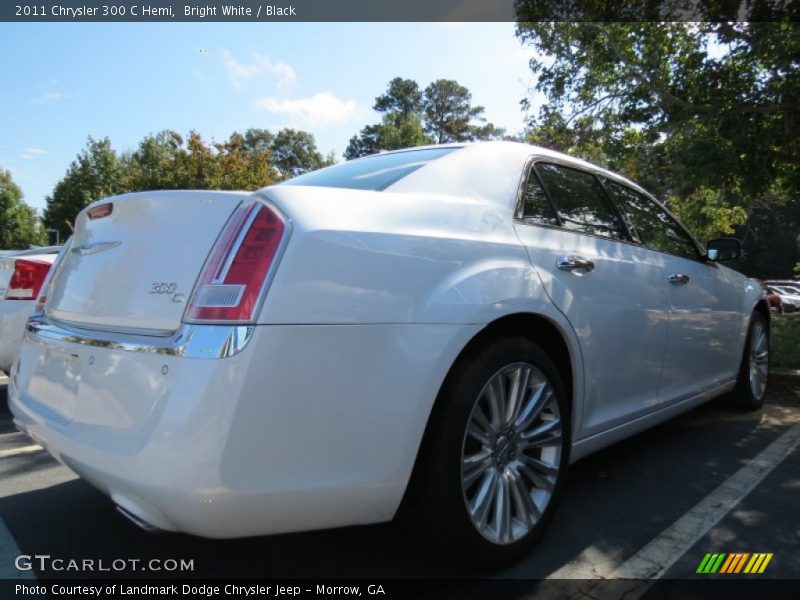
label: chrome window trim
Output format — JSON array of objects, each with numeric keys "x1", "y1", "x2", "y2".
[
  {"x1": 25, "y1": 316, "x2": 254, "y2": 359},
  {"x1": 514, "y1": 154, "x2": 706, "y2": 260},
  {"x1": 514, "y1": 157, "x2": 632, "y2": 243},
  {"x1": 600, "y1": 177, "x2": 705, "y2": 261}
]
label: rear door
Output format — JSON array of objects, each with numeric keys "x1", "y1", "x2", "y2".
[
  {"x1": 514, "y1": 160, "x2": 670, "y2": 438},
  {"x1": 603, "y1": 180, "x2": 744, "y2": 401}
]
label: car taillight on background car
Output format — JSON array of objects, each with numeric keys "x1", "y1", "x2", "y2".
[
  {"x1": 6, "y1": 259, "x2": 51, "y2": 300},
  {"x1": 185, "y1": 198, "x2": 287, "y2": 323}
]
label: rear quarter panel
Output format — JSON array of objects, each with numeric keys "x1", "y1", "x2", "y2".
[{"x1": 257, "y1": 186, "x2": 566, "y2": 326}]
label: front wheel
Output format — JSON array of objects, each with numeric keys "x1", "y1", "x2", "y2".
[
  {"x1": 730, "y1": 312, "x2": 769, "y2": 411},
  {"x1": 404, "y1": 336, "x2": 570, "y2": 567}
]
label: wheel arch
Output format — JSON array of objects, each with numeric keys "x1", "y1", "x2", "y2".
[
  {"x1": 397, "y1": 311, "x2": 579, "y2": 520},
  {"x1": 454, "y1": 314, "x2": 575, "y2": 407},
  {"x1": 753, "y1": 299, "x2": 770, "y2": 331}
]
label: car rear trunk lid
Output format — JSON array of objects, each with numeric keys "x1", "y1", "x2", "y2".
[{"x1": 46, "y1": 191, "x2": 249, "y2": 335}]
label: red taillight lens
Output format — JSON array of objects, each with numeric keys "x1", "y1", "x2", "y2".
[
  {"x1": 6, "y1": 259, "x2": 51, "y2": 300},
  {"x1": 185, "y1": 199, "x2": 286, "y2": 322}
]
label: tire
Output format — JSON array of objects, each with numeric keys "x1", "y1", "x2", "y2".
[
  {"x1": 730, "y1": 312, "x2": 770, "y2": 411},
  {"x1": 402, "y1": 335, "x2": 570, "y2": 568}
]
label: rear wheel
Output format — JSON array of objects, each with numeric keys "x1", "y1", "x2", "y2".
[
  {"x1": 405, "y1": 336, "x2": 570, "y2": 567},
  {"x1": 730, "y1": 312, "x2": 769, "y2": 411}
]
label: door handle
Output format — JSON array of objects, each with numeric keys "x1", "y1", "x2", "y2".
[
  {"x1": 668, "y1": 273, "x2": 690, "y2": 285},
  {"x1": 556, "y1": 256, "x2": 595, "y2": 272}
]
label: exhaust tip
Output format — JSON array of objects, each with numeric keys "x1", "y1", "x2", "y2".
[{"x1": 116, "y1": 505, "x2": 162, "y2": 534}]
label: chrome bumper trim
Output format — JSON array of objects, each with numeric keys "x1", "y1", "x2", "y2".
[{"x1": 25, "y1": 316, "x2": 254, "y2": 359}]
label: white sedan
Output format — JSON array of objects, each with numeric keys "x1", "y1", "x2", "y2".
[
  {"x1": 0, "y1": 249, "x2": 59, "y2": 374},
  {"x1": 9, "y1": 142, "x2": 768, "y2": 565}
]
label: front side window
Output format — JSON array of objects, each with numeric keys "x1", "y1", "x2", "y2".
[
  {"x1": 532, "y1": 163, "x2": 627, "y2": 240},
  {"x1": 604, "y1": 180, "x2": 698, "y2": 260}
]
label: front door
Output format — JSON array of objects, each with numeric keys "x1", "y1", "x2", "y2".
[
  {"x1": 514, "y1": 160, "x2": 670, "y2": 438},
  {"x1": 602, "y1": 179, "x2": 744, "y2": 403}
]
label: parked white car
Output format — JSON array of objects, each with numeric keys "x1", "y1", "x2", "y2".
[
  {"x1": 0, "y1": 250, "x2": 59, "y2": 374},
  {"x1": 766, "y1": 285, "x2": 800, "y2": 312},
  {"x1": 9, "y1": 142, "x2": 768, "y2": 565}
]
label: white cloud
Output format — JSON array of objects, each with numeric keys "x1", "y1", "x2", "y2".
[
  {"x1": 254, "y1": 92, "x2": 359, "y2": 127},
  {"x1": 22, "y1": 148, "x2": 47, "y2": 159},
  {"x1": 222, "y1": 50, "x2": 296, "y2": 91},
  {"x1": 34, "y1": 91, "x2": 74, "y2": 104}
]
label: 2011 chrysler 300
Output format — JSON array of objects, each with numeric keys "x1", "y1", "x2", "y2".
[{"x1": 10, "y1": 142, "x2": 769, "y2": 565}]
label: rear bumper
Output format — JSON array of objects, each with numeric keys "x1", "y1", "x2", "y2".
[
  {"x1": 0, "y1": 300, "x2": 34, "y2": 374},
  {"x1": 10, "y1": 317, "x2": 477, "y2": 538}
]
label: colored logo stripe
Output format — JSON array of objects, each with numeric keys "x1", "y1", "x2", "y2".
[
  {"x1": 719, "y1": 553, "x2": 749, "y2": 573},
  {"x1": 697, "y1": 553, "x2": 726, "y2": 574},
  {"x1": 744, "y1": 553, "x2": 773, "y2": 574},
  {"x1": 697, "y1": 552, "x2": 773, "y2": 574}
]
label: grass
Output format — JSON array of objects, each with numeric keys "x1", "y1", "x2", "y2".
[{"x1": 771, "y1": 312, "x2": 800, "y2": 371}]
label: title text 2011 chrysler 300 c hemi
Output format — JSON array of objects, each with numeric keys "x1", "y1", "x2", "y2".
[{"x1": 10, "y1": 142, "x2": 768, "y2": 565}]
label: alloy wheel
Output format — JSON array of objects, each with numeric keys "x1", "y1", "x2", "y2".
[
  {"x1": 748, "y1": 321, "x2": 769, "y2": 400},
  {"x1": 460, "y1": 362, "x2": 562, "y2": 545}
]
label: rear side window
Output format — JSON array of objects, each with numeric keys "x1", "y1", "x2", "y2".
[
  {"x1": 519, "y1": 170, "x2": 560, "y2": 227},
  {"x1": 528, "y1": 163, "x2": 626, "y2": 240},
  {"x1": 281, "y1": 147, "x2": 459, "y2": 191},
  {"x1": 604, "y1": 180, "x2": 699, "y2": 260}
]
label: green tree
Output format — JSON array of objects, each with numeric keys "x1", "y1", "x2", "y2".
[
  {"x1": 122, "y1": 130, "x2": 185, "y2": 191},
  {"x1": 346, "y1": 78, "x2": 433, "y2": 159},
  {"x1": 242, "y1": 128, "x2": 276, "y2": 154},
  {"x1": 668, "y1": 187, "x2": 747, "y2": 242},
  {"x1": 515, "y1": 10, "x2": 800, "y2": 277},
  {"x1": 0, "y1": 169, "x2": 47, "y2": 248},
  {"x1": 374, "y1": 77, "x2": 423, "y2": 118},
  {"x1": 123, "y1": 129, "x2": 282, "y2": 192},
  {"x1": 345, "y1": 77, "x2": 503, "y2": 159},
  {"x1": 271, "y1": 128, "x2": 334, "y2": 179},
  {"x1": 423, "y1": 79, "x2": 505, "y2": 143},
  {"x1": 44, "y1": 128, "x2": 332, "y2": 233},
  {"x1": 44, "y1": 137, "x2": 124, "y2": 240},
  {"x1": 211, "y1": 131, "x2": 278, "y2": 190}
]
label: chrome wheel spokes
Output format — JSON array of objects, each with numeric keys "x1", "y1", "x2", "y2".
[
  {"x1": 461, "y1": 363, "x2": 562, "y2": 545},
  {"x1": 748, "y1": 321, "x2": 769, "y2": 400}
]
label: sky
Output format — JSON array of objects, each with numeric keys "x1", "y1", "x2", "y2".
[{"x1": 0, "y1": 22, "x2": 542, "y2": 214}]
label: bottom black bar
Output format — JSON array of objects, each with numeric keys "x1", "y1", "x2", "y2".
[{"x1": 3, "y1": 579, "x2": 799, "y2": 600}]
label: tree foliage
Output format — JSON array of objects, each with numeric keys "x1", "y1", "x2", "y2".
[
  {"x1": 44, "y1": 128, "x2": 332, "y2": 239},
  {"x1": 423, "y1": 79, "x2": 505, "y2": 143},
  {"x1": 0, "y1": 169, "x2": 47, "y2": 249},
  {"x1": 270, "y1": 128, "x2": 334, "y2": 178},
  {"x1": 345, "y1": 77, "x2": 504, "y2": 159},
  {"x1": 515, "y1": 8, "x2": 800, "y2": 277},
  {"x1": 44, "y1": 137, "x2": 125, "y2": 239}
]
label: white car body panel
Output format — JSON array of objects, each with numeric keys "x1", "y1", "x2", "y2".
[
  {"x1": 47, "y1": 191, "x2": 247, "y2": 335},
  {"x1": 0, "y1": 253, "x2": 56, "y2": 373},
  {"x1": 658, "y1": 255, "x2": 752, "y2": 400},
  {"x1": 9, "y1": 141, "x2": 766, "y2": 538},
  {"x1": 515, "y1": 222, "x2": 671, "y2": 436}
]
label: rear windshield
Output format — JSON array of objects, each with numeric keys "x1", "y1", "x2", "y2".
[{"x1": 281, "y1": 147, "x2": 460, "y2": 191}]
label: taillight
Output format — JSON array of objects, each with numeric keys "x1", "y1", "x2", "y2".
[
  {"x1": 6, "y1": 259, "x2": 51, "y2": 300},
  {"x1": 185, "y1": 199, "x2": 286, "y2": 323},
  {"x1": 33, "y1": 238, "x2": 71, "y2": 315}
]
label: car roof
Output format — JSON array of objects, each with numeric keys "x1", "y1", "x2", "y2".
[{"x1": 385, "y1": 141, "x2": 656, "y2": 210}]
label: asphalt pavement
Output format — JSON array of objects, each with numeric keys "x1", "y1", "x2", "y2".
[{"x1": 1, "y1": 375, "x2": 798, "y2": 583}]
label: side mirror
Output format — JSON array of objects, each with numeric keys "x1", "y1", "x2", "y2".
[{"x1": 706, "y1": 238, "x2": 743, "y2": 262}]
